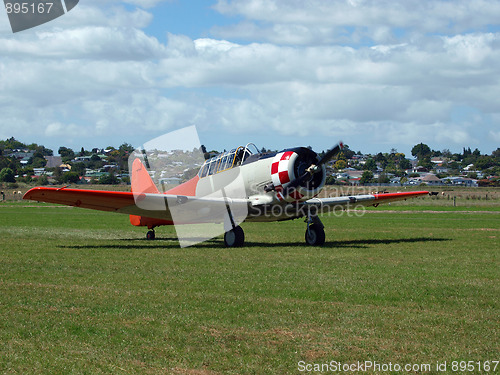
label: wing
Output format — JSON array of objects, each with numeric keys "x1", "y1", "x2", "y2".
[
  {"x1": 23, "y1": 187, "x2": 137, "y2": 212},
  {"x1": 302, "y1": 191, "x2": 429, "y2": 211},
  {"x1": 23, "y1": 187, "x2": 250, "y2": 224}
]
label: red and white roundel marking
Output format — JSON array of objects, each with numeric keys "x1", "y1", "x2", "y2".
[{"x1": 270, "y1": 151, "x2": 304, "y2": 201}]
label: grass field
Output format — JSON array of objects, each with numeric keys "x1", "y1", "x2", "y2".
[{"x1": 0, "y1": 200, "x2": 498, "y2": 374}]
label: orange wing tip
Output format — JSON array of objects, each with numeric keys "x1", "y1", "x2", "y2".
[
  {"x1": 373, "y1": 191, "x2": 429, "y2": 200},
  {"x1": 23, "y1": 187, "x2": 47, "y2": 200}
]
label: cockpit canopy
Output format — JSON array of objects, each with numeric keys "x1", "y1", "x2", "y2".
[{"x1": 198, "y1": 144, "x2": 258, "y2": 178}]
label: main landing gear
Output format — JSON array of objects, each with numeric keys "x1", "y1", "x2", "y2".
[
  {"x1": 144, "y1": 219, "x2": 323, "y2": 247},
  {"x1": 305, "y1": 214, "x2": 325, "y2": 246},
  {"x1": 224, "y1": 226, "x2": 245, "y2": 247}
]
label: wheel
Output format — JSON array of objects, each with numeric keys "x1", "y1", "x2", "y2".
[
  {"x1": 305, "y1": 224, "x2": 325, "y2": 246},
  {"x1": 224, "y1": 226, "x2": 245, "y2": 247},
  {"x1": 146, "y1": 230, "x2": 155, "y2": 240}
]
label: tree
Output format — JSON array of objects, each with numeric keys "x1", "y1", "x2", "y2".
[
  {"x1": 325, "y1": 175, "x2": 336, "y2": 185},
  {"x1": 29, "y1": 149, "x2": 47, "y2": 168},
  {"x1": 0, "y1": 137, "x2": 24, "y2": 150},
  {"x1": 418, "y1": 156, "x2": 433, "y2": 170},
  {"x1": 363, "y1": 158, "x2": 377, "y2": 171},
  {"x1": 62, "y1": 171, "x2": 80, "y2": 184},
  {"x1": 340, "y1": 144, "x2": 355, "y2": 159},
  {"x1": 53, "y1": 167, "x2": 63, "y2": 184},
  {"x1": 0, "y1": 167, "x2": 16, "y2": 182},
  {"x1": 440, "y1": 149, "x2": 451, "y2": 158},
  {"x1": 334, "y1": 160, "x2": 347, "y2": 170},
  {"x1": 200, "y1": 145, "x2": 210, "y2": 160},
  {"x1": 377, "y1": 173, "x2": 390, "y2": 184},
  {"x1": 411, "y1": 143, "x2": 431, "y2": 160},
  {"x1": 475, "y1": 156, "x2": 494, "y2": 171},
  {"x1": 374, "y1": 152, "x2": 388, "y2": 169},
  {"x1": 399, "y1": 158, "x2": 411, "y2": 171},
  {"x1": 58, "y1": 147, "x2": 75, "y2": 162},
  {"x1": 360, "y1": 170, "x2": 374, "y2": 184},
  {"x1": 71, "y1": 162, "x2": 86, "y2": 176},
  {"x1": 29, "y1": 144, "x2": 53, "y2": 156},
  {"x1": 118, "y1": 143, "x2": 134, "y2": 154},
  {"x1": 98, "y1": 172, "x2": 119, "y2": 185},
  {"x1": 38, "y1": 175, "x2": 49, "y2": 185}
]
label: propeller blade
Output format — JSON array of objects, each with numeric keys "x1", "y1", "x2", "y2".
[{"x1": 317, "y1": 141, "x2": 343, "y2": 166}]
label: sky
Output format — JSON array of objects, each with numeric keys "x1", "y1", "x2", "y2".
[{"x1": 1, "y1": 0, "x2": 500, "y2": 157}]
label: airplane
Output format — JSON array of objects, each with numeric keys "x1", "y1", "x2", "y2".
[{"x1": 23, "y1": 142, "x2": 429, "y2": 247}]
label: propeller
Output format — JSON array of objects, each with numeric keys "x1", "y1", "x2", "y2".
[{"x1": 283, "y1": 141, "x2": 343, "y2": 197}]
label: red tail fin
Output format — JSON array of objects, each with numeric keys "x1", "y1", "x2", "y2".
[{"x1": 130, "y1": 158, "x2": 159, "y2": 194}]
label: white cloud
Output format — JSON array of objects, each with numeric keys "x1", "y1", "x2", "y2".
[
  {"x1": 45, "y1": 122, "x2": 80, "y2": 137},
  {"x1": 0, "y1": 27, "x2": 166, "y2": 60},
  {"x1": 213, "y1": 0, "x2": 500, "y2": 45}
]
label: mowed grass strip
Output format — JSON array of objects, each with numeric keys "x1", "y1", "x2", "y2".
[{"x1": 0, "y1": 203, "x2": 498, "y2": 374}]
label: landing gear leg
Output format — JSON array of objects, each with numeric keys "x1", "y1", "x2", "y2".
[
  {"x1": 305, "y1": 213, "x2": 325, "y2": 246},
  {"x1": 146, "y1": 229, "x2": 156, "y2": 240},
  {"x1": 222, "y1": 191, "x2": 245, "y2": 247}
]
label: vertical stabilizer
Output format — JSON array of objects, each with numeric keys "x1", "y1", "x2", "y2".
[{"x1": 131, "y1": 158, "x2": 160, "y2": 194}]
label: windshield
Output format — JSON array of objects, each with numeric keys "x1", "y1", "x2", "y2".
[{"x1": 198, "y1": 145, "x2": 258, "y2": 178}]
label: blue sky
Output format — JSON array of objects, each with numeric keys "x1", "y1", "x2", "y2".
[{"x1": 1, "y1": 0, "x2": 500, "y2": 157}]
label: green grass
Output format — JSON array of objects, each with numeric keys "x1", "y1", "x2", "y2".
[{"x1": 0, "y1": 203, "x2": 499, "y2": 374}]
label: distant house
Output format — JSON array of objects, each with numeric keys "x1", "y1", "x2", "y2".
[
  {"x1": 431, "y1": 157, "x2": 448, "y2": 165},
  {"x1": 434, "y1": 166, "x2": 449, "y2": 174},
  {"x1": 442, "y1": 176, "x2": 478, "y2": 187},
  {"x1": 60, "y1": 164, "x2": 72, "y2": 172},
  {"x1": 103, "y1": 164, "x2": 119, "y2": 171},
  {"x1": 6, "y1": 150, "x2": 33, "y2": 159},
  {"x1": 463, "y1": 169, "x2": 484, "y2": 178},
  {"x1": 33, "y1": 168, "x2": 46, "y2": 176},
  {"x1": 420, "y1": 173, "x2": 442, "y2": 185},
  {"x1": 348, "y1": 177, "x2": 361, "y2": 186},
  {"x1": 350, "y1": 154, "x2": 368, "y2": 161},
  {"x1": 345, "y1": 170, "x2": 363, "y2": 178},
  {"x1": 73, "y1": 156, "x2": 92, "y2": 162},
  {"x1": 411, "y1": 166, "x2": 428, "y2": 174}
]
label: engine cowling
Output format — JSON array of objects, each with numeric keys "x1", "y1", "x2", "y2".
[{"x1": 270, "y1": 147, "x2": 326, "y2": 202}]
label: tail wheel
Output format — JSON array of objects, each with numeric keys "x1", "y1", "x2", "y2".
[
  {"x1": 305, "y1": 224, "x2": 325, "y2": 246},
  {"x1": 224, "y1": 226, "x2": 245, "y2": 247},
  {"x1": 146, "y1": 230, "x2": 156, "y2": 240}
]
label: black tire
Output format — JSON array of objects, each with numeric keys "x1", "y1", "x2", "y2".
[
  {"x1": 146, "y1": 230, "x2": 155, "y2": 240},
  {"x1": 224, "y1": 226, "x2": 245, "y2": 247},
  {"x1": 305, "y1": 224, "x2": 325, "y2": 246}
]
